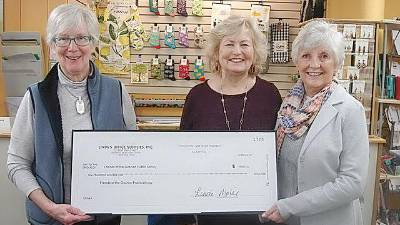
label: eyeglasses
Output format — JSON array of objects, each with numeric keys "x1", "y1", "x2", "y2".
[{"x1": 53, "y1": 36, "x2": 92, "y2": 47}]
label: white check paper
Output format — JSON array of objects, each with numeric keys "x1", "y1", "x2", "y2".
[{"x1": 71, "y1": 131, "x2": 277, "y2": 214}]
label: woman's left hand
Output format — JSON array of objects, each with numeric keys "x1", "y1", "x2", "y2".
[{"x1": 260, "y1": 205, "x2": 285, "y2": 224}]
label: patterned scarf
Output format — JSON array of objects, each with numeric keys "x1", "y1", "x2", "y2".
[{"x1": 276, "y1": 80, "x2": 337, "y2": 154}]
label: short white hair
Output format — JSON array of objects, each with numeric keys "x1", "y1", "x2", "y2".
[
  {"x1": 291, "y1": 20, "x2": 345, "y2": 70},
  {"x1": 46, "y1": 3, "x2": 99, "y2": 45}
]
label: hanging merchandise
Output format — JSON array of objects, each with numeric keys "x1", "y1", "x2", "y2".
[
  {"x1": 164, "y1": 25, "x2": 176, "y2": 49},
  {"x1": 193, "y1": 57, "x2": 205, "y2": 81},
  {"x1": 178, "y1": 25, "x2": 189, "y2": 47},
  {"x1": 385, "y1": 106, "x2": 400, "y2": 148},
  {"x1": 131, "y1": 55, "x2": 149, "y2": 83},
  {"x1": 150, "y1": 56, "x2": 163, "y2": 80},
  {"x1": 300, "y1": 0, "x2": 324, "y2": 22},
  {"x1": 192, "y1": 0, "x2": 204, "y2": 16},
  {"x1": 194, "y1": 25, "x2": 206, "y2": 48},
  {"x1": 96, "y1": 0, "x2": 136, "y2": 75},
  {"x1": 128, "y1": 4, "x2": 150, "y2": 51},
  {"x1": 250, "y1": 4, "x2": 270, "y2": 33},
  {"x1": 177, "y1": 0, "x2": 188, "y2": 16},
  {"x1": 164, "y1": 0, "x2": 175, "y2": 16},
  {"x1": 270, "y1": 20, "x2": 289, "y2": 63},
  {"x1": 149, "y1": 0, "x2": 160, "y2": 15},
  {"x1": 211, "y1": 3, "x2": 231, "y2": 28},
  {"x1": 164, "y1": 57, "x2": 176, "y2": 81},
  {"x1": 149, "y1": 24, "x2": 161, "y2": 49},
  {"x1": 179, "y1": 57, "x2": 190, "y2": 80}
]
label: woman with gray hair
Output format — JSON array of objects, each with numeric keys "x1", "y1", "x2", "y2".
[
  {"x1": 261, "y1": 20, "x2": 369, "y2": 225},
  {"x1": 7, "y1": 3, "x2": 136, "y2": 225}
]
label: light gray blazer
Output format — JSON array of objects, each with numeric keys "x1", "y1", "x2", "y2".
[{"x1": 276, "y1": 85, "x2": 369, "y2": 225}]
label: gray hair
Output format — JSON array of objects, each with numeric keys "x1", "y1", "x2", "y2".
[
  {"x1": 206, "y1": 15, "x2": 267, "y2": 77},
  {"x1": 291, "y1": 20, "x2": 345, "y2": 70},
  {"x1": 46, "y1": 3, "x2": 99, "y2": 45}
]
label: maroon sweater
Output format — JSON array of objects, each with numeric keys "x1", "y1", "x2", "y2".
[
  {"x1": 181, "y1": 76, "x2": 282, "y2": 131},
  {"x1": 180, "y1": 76, "x2": 282, "y2": 225}
]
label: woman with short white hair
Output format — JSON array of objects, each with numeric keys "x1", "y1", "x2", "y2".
[
  {"x1": 261, "y1": 20, "x2": 369, "y2": 225},
  {"x1": 7, "y1": 3, "x2": 136, "y2": 225}
]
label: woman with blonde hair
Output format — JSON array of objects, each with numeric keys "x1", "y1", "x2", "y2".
[
  {"x1": 180, "y1": 15, "x2": 281, "y2": 132},
  {"x1": 181, "y1": 15, "x2": 281, "y2": 225}
]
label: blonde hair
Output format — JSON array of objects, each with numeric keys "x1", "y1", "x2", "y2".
[{"x1": 206, "y1": 15, "x2": 267, "y2": 76}]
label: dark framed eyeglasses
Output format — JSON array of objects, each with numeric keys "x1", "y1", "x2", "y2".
[{"x1": 53, "y1": 36, "x2": 92, "y2": 47}]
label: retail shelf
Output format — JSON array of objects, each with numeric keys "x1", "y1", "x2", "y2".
[
  {"x1": 377, "y1": 98, "x2": 400, "y2": 105},
  {"x1": 380, "y1": 173, "x2": 400, "y2": 180}
]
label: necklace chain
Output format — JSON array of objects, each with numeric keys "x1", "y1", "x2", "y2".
[
  {"x1": 63, "y1": 84, "x2": 81, "y2": 99},
  {"x1": 220, "y1": 79, "x2": 249, "y2": 131},
  {"x1": 62, "y1": 84, "x2": 85, "y2": 115}
]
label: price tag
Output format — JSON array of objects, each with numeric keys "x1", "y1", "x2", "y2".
[
  {"x1": 136, "y1": 55, "x2": 143, "y2": 64},
  {"x1": 152, "y1": 58, "x2": 159, "y2": 65},
  {"x1": 196, "y1": 59, "x2": 203, "y2": 65},
  {"x1": 360, "y1": 25, "x2": 374, "y2": 39},
  {"x1": 167, "y1": 58, "x2": 173, "y2": 66},
  {"x1": 152, "y1": 26, "x2": 158, "y2": 32},
  {"x1": 180, "y1": 26, "x2": 187, "y2": 33},
  {"x1": 167, "y1": 25, "x2": 173, "y2": 33},
  {"x1": 343, "y1": 24, "x2": 356, "y2": 39},
  {"x1": 181, "y1": 58, "x2": 188, "y2": 65}
]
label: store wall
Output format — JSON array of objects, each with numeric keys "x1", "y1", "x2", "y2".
[
  {"x1": 384, "y1": 0, "x2": 400, "y2": 19},
  {"x1": 326, "y1": 0, "x2": 384, "y2": 20},
  {"x1": 327, "y1": 0, "x2": 400, "y2": 20}
]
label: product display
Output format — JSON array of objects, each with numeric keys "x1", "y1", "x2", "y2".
[
  {"x1": 150, "y1": 57, "x2": 163, "y2": 80},
  {"x1": 177, "y1": 0, "x2": 188, "y2": 16},
  {"x1": 164, "y1": 25, "x2": 176, "y2": 49},
  {"x1": 131, "y1": 63, "x2": 149, "y2": 83},
  {"x1": 192, "y1": 0, "x2": 203, "y2": 16},
  {"x1": 300, "y1": 0, "x2": 324, "y2": 22},
  {"x1": 270, "y1": 20, "x2": 289, "y2": 63},
  {"x1": 193, "y1": 57, "x2": 205, "y2": 81},
  {"x1": 164, "y1": 0, "x2": 175, "y2": 16},
  {"x1": 178, "y1": 25, "x2": 189, "y2": 47},
  {"x1": 211, "y1": 3, "x2": 231, "y2": 28},
  {"x1": 164, "y1": 57, "x2": 176, "y2": 81},
  {"x1": 194, "y1": 25, "x2": 205, "y2": 48},
  {"x1": 250, "y1": 4, "x2": 270, "y2": 32},
  {"x1": 149, "y1": 24, "x2": 161, "y2": 49},
  {"x1": 149, "y1": 0, "x2": 160, "y2": 15},
  {"x1": 178, "y1": 57, "x2": 190, "y2": 80}
]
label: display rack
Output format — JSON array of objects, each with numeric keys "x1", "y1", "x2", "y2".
[
  {"x1": 376, "y1": 20, "x2": 400, "y2": 136},
  {"x1": 118, "y1": 0, "x2": 302, "y2": 128}
]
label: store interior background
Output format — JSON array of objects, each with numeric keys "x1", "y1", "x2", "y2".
[{"x1": 0, "y1": 0, "x2": 399, "y2": 224}]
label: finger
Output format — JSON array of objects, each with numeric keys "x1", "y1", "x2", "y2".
[
  {"x1": 261, "y1": 208, "x2": 274, "y2": 218},
  {"x1": 270, "y1": 211, "x2": 284, "y2": 223},
  {"x1": 66, "y1": 206, "x2": 86, "y2": 216}
]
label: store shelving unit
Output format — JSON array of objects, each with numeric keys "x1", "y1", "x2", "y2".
[{"x1": 376, "y1": 20, "x2": 400, "y2": 136}]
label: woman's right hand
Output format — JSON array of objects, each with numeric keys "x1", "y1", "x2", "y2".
[{"x1": 46, "y1": 203, "x2": 93, "y2": 225}]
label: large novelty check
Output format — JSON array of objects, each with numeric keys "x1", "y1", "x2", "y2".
[{"x1": 71, "y1": 131, "x2": 277, "y2": 214}]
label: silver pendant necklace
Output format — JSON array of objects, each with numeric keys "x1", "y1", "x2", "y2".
[
  {"x1": 220, "y1": 79, "x2": 249, "y2": 130},
  {"x1": 63, "y1": 86, "x2": 85, "y2": 115}
]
